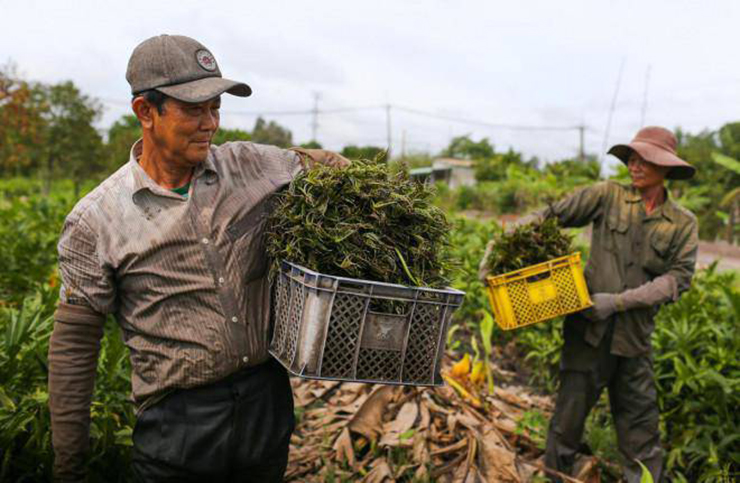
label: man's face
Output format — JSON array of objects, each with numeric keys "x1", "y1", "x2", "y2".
[
  {"x1": 627, "y1": 151, "x2": 669, "y2": 190},
  {"x1": 150, "y1": 96, "x2": 221, "y2": 166}
]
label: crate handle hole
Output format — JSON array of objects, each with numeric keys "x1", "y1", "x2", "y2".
[{"x1": 525, "y1": 272, "x2": 552, "y2": 283}]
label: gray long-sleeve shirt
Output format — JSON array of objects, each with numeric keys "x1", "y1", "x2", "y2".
[{"x1": 57, "y1": 139, "x2": 302, "y2": 405}]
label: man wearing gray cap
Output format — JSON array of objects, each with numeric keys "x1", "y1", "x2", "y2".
[{"x1": 47, "y1": 34, "x2": 348, "y2": 482}]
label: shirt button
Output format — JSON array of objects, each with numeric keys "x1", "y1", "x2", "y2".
[
  {"x1": 231, "y1": 316, "x2": 238, "y2": 323},
  {"x1": 202, "y1": 238, "x2": 209, "y2": 245},
  {"x1": 218, "y1": 277, "x2": 225, "y2": 285},
  {"x1": 242, "y1": 356, "x2": 249, "y2": 364}
]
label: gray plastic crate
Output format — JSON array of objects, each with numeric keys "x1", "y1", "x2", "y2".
[{"x1": 269, "y1": 261, "x2": 465, "y2": 386}]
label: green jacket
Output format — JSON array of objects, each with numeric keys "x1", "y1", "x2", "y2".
[{"x1": 546, "y1": 181, "x2": 698, "y2": 356}]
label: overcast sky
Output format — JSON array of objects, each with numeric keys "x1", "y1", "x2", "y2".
[{"x1": 3, "y1": 0, "x2": 739, "y2": 169}]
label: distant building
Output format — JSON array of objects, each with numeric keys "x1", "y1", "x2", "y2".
[{"x1": 409, "y1": 158, "x2": 476, "y2": 189}]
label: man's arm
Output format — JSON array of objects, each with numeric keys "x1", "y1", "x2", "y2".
[
  {"x1": 289, "y1": 147, "x2": 350, "y2": 169},
  {"x1": 479, "y1": 182, "x2": 610, "y2": 280},
  {"x1": 48, "y1": 304, "x2": 105, "y2": 482},
  {"x1": 50, "y1": 216, "x2": 116, "y2": 481},
  {"x1": 586, "y1": 217, "x2": 699, "y2": 320}
]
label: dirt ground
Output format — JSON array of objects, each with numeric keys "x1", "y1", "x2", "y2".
[{"x1": 697, "y1": 240, "x2": 740, "y2": 272}]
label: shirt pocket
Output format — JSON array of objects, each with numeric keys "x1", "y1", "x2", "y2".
[
  {"x1": 643, "y1": 227, "x2": 674, "y2": 276},
  {"x1": 604, "y1": 207, "x2": 629, "y2": 252},
  {"x1": 226, "y1": 198, "x2": 273, "y2": 282}
]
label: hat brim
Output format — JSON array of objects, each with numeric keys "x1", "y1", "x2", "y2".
[
  {"x1": 608, "y1": 141, "x2": 696, "y2": 180},
  {"x1": 156, "y1": 77, "x2": 251, "y2": 103}
]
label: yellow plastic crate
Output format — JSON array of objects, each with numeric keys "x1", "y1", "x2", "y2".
[{"x1": 485, "y1": 252, "x2": 592, "y2": 330}]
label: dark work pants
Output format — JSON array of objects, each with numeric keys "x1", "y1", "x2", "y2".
[
  {"x1": 131, "y1": 359, "x2": 295, "y2": 483},
  {"x1": 544, "y1": 316, "x2": 662, "y2": 483}
]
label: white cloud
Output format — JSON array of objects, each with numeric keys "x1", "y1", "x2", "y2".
[{"x1": 2, "y1": 0, "x2": 739, "y2": 161}]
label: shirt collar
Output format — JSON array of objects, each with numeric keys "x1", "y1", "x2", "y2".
[
  {"x1": 634, "y1": 185, "x2": 675, "y2": 222},
  {"x1": 129, "y1": 139, "x2": 219, "y2": 199},
  {"x1": 624, "y1": 184, "x2": 643, "y2": 203}
]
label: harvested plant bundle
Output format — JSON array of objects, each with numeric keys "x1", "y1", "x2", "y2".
[
  {"x1": 485, "y1": 217, "x2": 573, "y2": 276},
  {"x1": 265, "y1": 158, "x2": 453, "y2": 288}
]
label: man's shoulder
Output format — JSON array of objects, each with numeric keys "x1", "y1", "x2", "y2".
[
  {"x1": 666, "y1": 199, "x2": 698, "y2": 227},
  {"x1": 65, "y1": 163, "x2": 134, "y2": 229},
  {"x1": 211, "y1": 141, "x2": 296, "y2": 162},
  {"x1": 209, "y1": 141, "x2": 299, "y2": 184}
]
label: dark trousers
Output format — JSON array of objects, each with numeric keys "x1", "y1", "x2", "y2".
[
  {"x1": 131, "y1": 359, "x2": 295, "y2": 483},
  {"x1": 544, "y1": 316, "x2": 662, "y2": 483}
]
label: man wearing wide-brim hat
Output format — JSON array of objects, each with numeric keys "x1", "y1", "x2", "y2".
[
  {"x1": 47, "y1": 34, "x2": 348, "y2": 482},
  {"x1": 481, "y1": 126, "x2": 699, "y2": 482}
]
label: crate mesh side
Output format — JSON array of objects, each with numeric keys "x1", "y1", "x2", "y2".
[
  {"x1": 507, "y1": 266, "x2": 584, "y2": 326},
  {"x1": 319, "y1": 293, "x2": 365, "y2": 378},
  {"x1": 284, "y1": 279, "x2": 305, "y2": 365},
  {"x1": 271, "y1": 273, "x2": 290, "y2": 356},
  {"x1": 402, "y1": 303, "x2": 443, "y2": 384},
  {"x1": 509, "y1": 280, "x2": 535, "y2": 324},
  {"x1": 552, "y1": 266, "x2": 583, "y2": 310},
  {"x1": 357, "y1": 348, "x2": 402, "y2": 382}
]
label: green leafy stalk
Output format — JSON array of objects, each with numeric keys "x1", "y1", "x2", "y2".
[{"x1": 265, "y1": 157, "x2": 455, "y2": 288}]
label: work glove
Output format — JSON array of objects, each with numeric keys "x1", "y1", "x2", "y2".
[
  {"x1": 583, "y1": 274, "x2": 679, "y2": 322},
  {"x1": 583, "y1": 293, "x2": 621, "y2": 321},
  {"x1": 290, "y1": 147, "x2": 350, "y2": 169}
]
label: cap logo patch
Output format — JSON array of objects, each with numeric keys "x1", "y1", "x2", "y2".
[{"x1": 195, "y1": 49, "x2": 217, "y2": 72}]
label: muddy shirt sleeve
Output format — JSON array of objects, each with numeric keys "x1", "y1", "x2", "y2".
[
  {"x1": 665, "y1": 214, "x2": 699, "y2": 294},
  {"x1": 217, "y1": 141, "x2": 304, "y2": 191},
  {"x1": 50, "y1": 215, "x2": 113, "y2": 481},
  {"x1": 57, "y1": 215, "x2": 117, "y2": 313},
  {"x1": 542, "y1": 181, "x2": 611, "y2": 228}
]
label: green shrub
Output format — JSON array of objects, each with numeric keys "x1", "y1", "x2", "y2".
[
  {"x1": 0, "y1": 286, "x2": 135, "y2": 482},
  {"x1": 652, "y1": 265, "x2": 739, "y2": 482}
]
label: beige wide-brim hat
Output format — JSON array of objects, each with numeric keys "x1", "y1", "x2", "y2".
[{"x1": 608, "y1": 126, "x2": 696, "y2": 180}]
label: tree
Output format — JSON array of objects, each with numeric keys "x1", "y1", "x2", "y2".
[
  {"x1": 544, "y1": 155, "x2": 601, "y2": 183},
  {"x1": 212, "y1": 127, "x2": 251, "y2": 145},
  {"x1": 40, "y1": 81, "x2": 104, "y2": 196},
  {"x1": 105, "y1": 114, "x2": 141, "y2": 172},
  {"x1": 299, "y1": 140, "x2": 322, "y2": 149},
  {"x1": 251, "y1": 117, "x2": 292, "y2": 147},
  {"x1": 676, "y1": 125, "x2": 740, "y2": 241},
  {"x1": 340, "y1": 145, "x2": 385, "y2": 162},
  {"x1": 474, "y1": 149, "x2": 528, "y2": 182},
  {"x1": 441, "y1": 135, "x2": 494, "y2": 160},
  {"x1": 0, "y1": 63, "x2": 46, "y2": 177}
]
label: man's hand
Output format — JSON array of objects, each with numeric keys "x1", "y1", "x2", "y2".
[
  {"x1": 290, "y1": 147, "x2": 350, "y2": 169},
  {"x1": 583, "y1": 293, "x2": 622, "y2": 321}
]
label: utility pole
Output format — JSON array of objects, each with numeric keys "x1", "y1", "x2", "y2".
[
  {"x1": 385, "y1": 104, "x2": 392, "y2": 159},
  {"x1": 640, "y1": 65, "x2": 652, "y2": 128},
  {"x1": 578, "y1": 125, "x2": 585, "y2": 162},
  {"x1": 401, "y1": 129, "x2": 407, "y2": 160},
  {"x1": 311, "y1": 92, "x2": 321, "y2": 143}
]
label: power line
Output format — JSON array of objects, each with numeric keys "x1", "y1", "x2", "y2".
[{"x1": 393, "y1": 105, "x2": 582, "y2": 132}]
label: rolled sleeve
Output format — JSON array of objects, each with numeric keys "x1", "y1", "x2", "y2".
[
  {"x1": 666, "y1": 216, "x2": 699, "y2": 294},
  {"x1": 57, "y1": 215, "x2": 116, "y2": 315}
]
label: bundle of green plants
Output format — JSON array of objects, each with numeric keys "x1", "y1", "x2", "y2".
[
  {"x1": 265, "y1": 158, "x2": 453, "y2": 288},
  {"x1": 484, "y1": 216, "x2": 573, "y2": 276}
]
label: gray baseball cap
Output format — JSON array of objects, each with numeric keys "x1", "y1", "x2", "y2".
[{"x1": 126, "y1": 34, "x2": 251, "y2": 103}]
